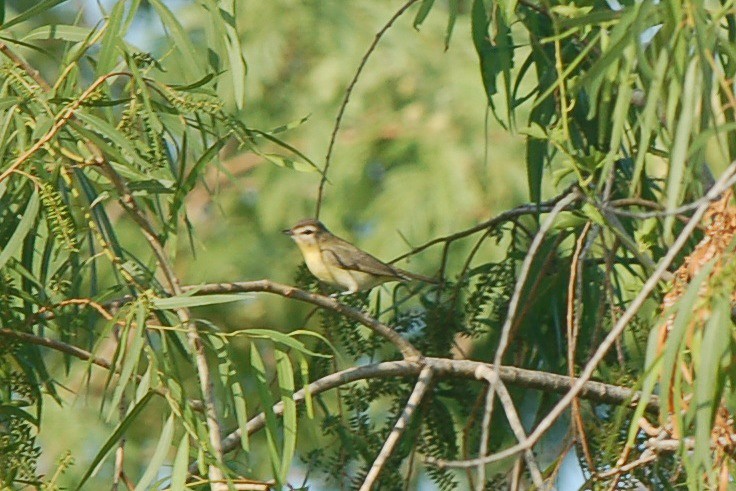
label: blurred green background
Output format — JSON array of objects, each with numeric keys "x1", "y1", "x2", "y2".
[{"x1": 7, "y1": 0, "x2": 533, "y2": 487}]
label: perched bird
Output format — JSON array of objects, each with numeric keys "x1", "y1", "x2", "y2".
[{"x1": 284, "y1": 219, "x2": 437, "y2": 294}]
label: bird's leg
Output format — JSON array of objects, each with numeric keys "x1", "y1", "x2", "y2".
[{"x1": 330, "y1": 291, "x2": 356, "y2": 298}]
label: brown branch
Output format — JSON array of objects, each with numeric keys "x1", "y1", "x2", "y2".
[
  {"x1": 316, "y1": 0, "x2": 420, "y2": 218},
  {"x1": 0, "y1": 328, "x2": 113, "y2": 371},
  {"x1": 567, "y1": 223, "x2": 595, "y2": 471},
  {"x1": 0, "y1": 328, "x2": 191, "y2": 406},
  {"x1": 0, "y1": 41, "x2": 52, "y2": 91},
  {"x1": 389, "y1": 185, "x2": 580, "y2": 264},
  {"x1": 186, "y1": 357, "x2": 659, "y2": 474},
  {"x1": 182, "y1": 280, "x2": 422, "y2": 360}
]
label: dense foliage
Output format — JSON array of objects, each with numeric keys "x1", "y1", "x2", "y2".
[{"x1": 2, "y1": 0, "x2": 736, "y2": 490}]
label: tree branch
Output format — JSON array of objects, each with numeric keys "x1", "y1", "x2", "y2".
[
  {"x1": 430, "y1": 160, "x2": 736, "y2": 470},
  {"x1": 0, "y1": 328, "x2": 113, "y2": 370},
  {"x1": 389, "y1": 184, "x2": 580, "y2": 264},
  {"x1": 188, "y1": 357, "x2": 659, "y2": 474},
  {"x1": 359, "y1": 366, "x2": 434, "y2": 491},
  {"x1": 182, "y1": 280, "x2": 422, "y2": 360}
]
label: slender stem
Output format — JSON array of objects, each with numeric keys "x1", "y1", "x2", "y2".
[
  {"x1": 316, "y1": 0, "x2": 420, "y2": 218},
  {"x1": 492, "y1": 192, "x2": 579, "y2": 366},
  {"x1": 359, "y1": 366, "x2": 434, "y2": 491},
  {"x1": 390, "y1": 186, "x2": 579, "y2": 264},
  {"x1": 0, "y1": 328, "x2": 112, "y2": 370},
  {"x1": 475, "y1": 366, "x2": 544, "y2": 489},
  {"x1": 0, "y1": 71, "x2": 129, "y2": 183}
]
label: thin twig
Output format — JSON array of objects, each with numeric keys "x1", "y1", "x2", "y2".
[
  {"x1": 475, "y1": 366, "x2": 545, "y2": 489},
  {"x1": 566, "y1": 223, "x2": 595, "y2": 471},
  {"x1": 359, "y1": 366, "x2": 434, "y2": 491},
  {"x1": 476, "y1": 378, "x2": 494, "y2": 491},
  {"x1": 596, "y1": 450, "x2": 657, "y2": 480},
  {"x1": 480, "y1": 192, "x2": 578, "y2": 449},
  {"x1": 430, "y1": 160, "x2": 736, "y2": 469},
  {"x1": 0, "y1": 328, "x2": 113, "y2": 370},
  {"x1": 0, "y1": 41, "x2": 52, "y2": 91},
  {"x1": 316, "y1": 0, "x2": 420, "y2": 218},
  {"x1": 390, "y1": 186, "x2": 579, "y2": 264}
]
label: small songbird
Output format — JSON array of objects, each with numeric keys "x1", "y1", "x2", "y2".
[{"x1": 284, "y1": 219, "x2": 437, "y2": 294}]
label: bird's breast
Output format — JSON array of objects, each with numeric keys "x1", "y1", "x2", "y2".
[{"x1": 298, "y1": 244, "x2": 337, "y2": 284}]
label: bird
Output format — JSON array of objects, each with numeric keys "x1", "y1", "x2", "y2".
[{"x1": 283, "y1": 219, "x2": 437, "y2": 294}]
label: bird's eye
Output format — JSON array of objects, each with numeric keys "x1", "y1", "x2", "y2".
[{"x1": 303, "y1": 229, "x2": 314, "y2": 235}]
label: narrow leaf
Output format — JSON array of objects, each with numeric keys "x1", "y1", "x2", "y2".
[
  {"x1": 0, "y1": 189, "x2": 39, "y2": 270},
  {"x1": 75, "y1": 391, "x2": 155, "y2": 491}
]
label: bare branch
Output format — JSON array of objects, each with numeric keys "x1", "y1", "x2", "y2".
[
  {"x1": 475, "y1": 191, "x2": 578, "y2": 479},
  {"x1": 390, "y1": 185, "x2": 580, "y2": 264},
  {"x1": 475, "y1": 366, "x2": 544, "y2": 489},
  {"x1": 359, "y1": 366, "x2": 434, "y2": 491},
  {"x1": 316, "y1": 0, "x2": 420, "y2": 218},
  {"x1": 0, "y1": 328, "x2": 113, "y2": 371},
  {"x1": 189, "y1": 357, "x2": 659, "y2": 474}
]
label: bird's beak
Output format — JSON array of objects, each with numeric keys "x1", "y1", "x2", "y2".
[{"x1": 282, "y1": 228, "x2": 293, "y2": 236}]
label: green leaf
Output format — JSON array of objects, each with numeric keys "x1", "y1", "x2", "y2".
[
  {"x1": 148, "y1": 0, "x2": 201, "y2": 77},
  {"x1": 261, "y1": 153, "x2": 319, "y2": 173},
  {"x1": 169, "y1": 73, "x2": 216, "y2": 91},
  {"x1": 413, "y1": 0, "x2": 435, "y2": 29},
  {"x1": 297, "y1": 354, "x2": 314, "y2": 420},
  {"x1": 22, "y1": 25, "x2": 93, "y2": 42},
  {"x1": 96, "y1": 0, "x2": 126, "y2": 76},
  {"x1": 275, "y1": 351, "x2": 296, "y2": 482},
  {"x1": 471, "y1": 0, "x2": 492, "y2": 96},
  {"x1": 0, "y1": 189, "x2": 39, "y2": 270},
  {"x1": 231, "y1": 328, "x2": 332, "y2": 359},
  {"x1": 107, "y1": 304, "x2": 148, "y2": 421},
  {"x1": 245, "y1": 127, "x2": 322, "y2": 175},
  {"x1": 693, "y1": 297, "x2": 730, "y2": 471},
  {"x1": 75, "y1": 391, "x2": 155, "y2": 491},
  {"x1": 231, "y1": 368, "x2": 249, "y2": 452},
  {"x1": 170, "y1": 434, "x2": 190, "y2": 491},
  {"x1": 632, "y1": 49, "x2": 669, "y2": 191},
  {"x1": 445, "y1": 0, "x2": 458, "y2": 50},
  {"x1": 134, "y1": 414, "x2": 175, "y2": 491},
  {"x1": 72, "y1": 112, "x2": 150, "y2": 169},
  {"x1": 0, "y1": 0, "x2": 69, "y2": 30},
  {"x1": 153, "y1": 293, "x2": 252, "y2": 310},
  {"x1": 222, "y1": 0, "x2": 247, "y2": 110},
  {"x1": 664, "y1": 58, "x2": 699, "y2": 242},
  {"x1": 498, "y1": 0, "x2": 517, "y2": 20},
  {"x1": 250, "y1": 344, "x2": 282, "y2": 485}
]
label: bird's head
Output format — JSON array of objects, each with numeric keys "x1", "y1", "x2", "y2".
[{"x1": 283, "y1": 219, "x2": 330, "y2": 248}]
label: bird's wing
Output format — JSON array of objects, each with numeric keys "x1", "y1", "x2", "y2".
[{"x1": 320, "y1": 239, "x2": 405, "y2": 279}]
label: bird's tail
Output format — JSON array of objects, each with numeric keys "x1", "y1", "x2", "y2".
[{"x1": 395, "y1": 268, "x2": 440, "y2": 284}]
